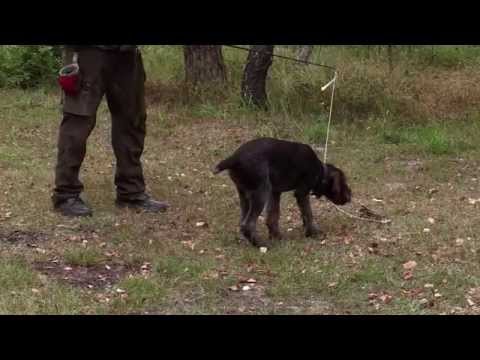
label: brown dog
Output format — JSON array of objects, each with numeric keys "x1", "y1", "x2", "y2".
[{"x1": 214, "y1": 138, "x2": 352, "y2": 247}]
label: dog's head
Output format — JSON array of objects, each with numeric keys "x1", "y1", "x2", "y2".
[{"x1": 312, "y1": 164, "x2": 352, "y2": 205}]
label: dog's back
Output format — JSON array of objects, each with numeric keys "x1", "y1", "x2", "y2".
[
  {"x1": 215, "y1": 138, "x2": 318, "y2": 172},
  {"x1": 214, "y1": 138, "x2": 322, "y2": 192}
]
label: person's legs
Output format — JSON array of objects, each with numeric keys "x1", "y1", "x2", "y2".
[
  {"x1": 105, "y1": 49, "x2": 168, "y2": 212},
  {"x1": 53, "y1": 47, "x2": 106, "y2": 216}
]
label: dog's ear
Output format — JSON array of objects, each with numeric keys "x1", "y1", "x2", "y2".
[
  {"x1": 325, "y1": 164, "x2": 351, "y2": 205},
  {"x1": 331, "y1": 168, "x2": 343, "y2": 195}
]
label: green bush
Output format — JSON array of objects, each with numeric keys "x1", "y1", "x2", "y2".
[{"x1": 0, "y1": 46, "x2": 61, "y2": 88}]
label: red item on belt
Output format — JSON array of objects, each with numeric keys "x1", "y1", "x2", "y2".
[{"x1": 58, "y1": 53, "x2": 80, "y2": 96}]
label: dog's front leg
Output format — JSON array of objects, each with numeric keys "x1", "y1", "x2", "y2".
[{"x1": 295, "y1": 192, "x2": 321, "y2": 238}]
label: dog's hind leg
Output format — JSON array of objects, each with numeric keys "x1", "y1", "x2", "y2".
[
  {"x1": 241, "y1": 184, "x2": 270, "y2": 247},
  {"x1": 236, "y1": 187, "x2": 249, "y2": 226},
  {"x1": 266, "y1": 192, "x2": 282, "y2": 240}
]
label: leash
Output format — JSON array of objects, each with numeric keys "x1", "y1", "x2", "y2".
[
  {"x1": 332, "y1": 201, "x2": 392, "y2": 224},
  {"x1": 321, "y1": 70, "x2": 337, "y2": 164},
  {"x1": 321, "y1": 72, "x2": 391, "y2": 225}
]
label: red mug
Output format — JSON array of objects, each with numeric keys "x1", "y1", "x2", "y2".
[{"x1": 58, "y1": 63, "x2": 80, "y2": 96}]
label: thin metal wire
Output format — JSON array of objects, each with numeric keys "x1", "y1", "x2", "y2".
[{"x1": 224, "y1": 45, "x2": 337, "y2": 71}]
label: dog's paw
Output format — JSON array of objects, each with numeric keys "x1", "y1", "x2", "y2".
[
  {"x1": 249, "y1": 234, "x2": 272, "y2": 248},
  {"x1": 305, "y1": 225, "x2": 325, "y2": 239},
  {"x1": 268, "y1": 231, "x2": 283, "y2": 241}
]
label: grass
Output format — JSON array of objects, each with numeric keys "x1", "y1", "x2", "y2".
[
  {"x1": 64, "y1": 248, "x2": 106, "y2": 267},
  {"x1": 0, "y1": 46, "x2": 480, "y2": 314}
]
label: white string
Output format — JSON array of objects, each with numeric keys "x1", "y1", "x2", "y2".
[
  {"x1": 322, "y1": 71, "x2": 337, "y2": 164},
  {"x1": 320, "y1": 72, "x2": 391, "y2": 225},
  {"x1": 331, "y1": 202, "x2": 392, "y2": 224}
]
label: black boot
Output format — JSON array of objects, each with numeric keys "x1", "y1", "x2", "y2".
[
  {"x1": 116, "y1": 194, "x2": 169, "y2": 213},
  {"x1": 54, "y1": 197, "x2": 93, "y2": 217}
]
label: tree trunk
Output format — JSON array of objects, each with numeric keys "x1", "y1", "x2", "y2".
[
  {"x1": 184, "y1": 45, "x2": 226, "y2": 87},
  {"x1": 241, "y1": 45, "x2": 274, "y2": 109},
  {"x1": 297, "y1": 45, "x2": 314, "y2": 62}
]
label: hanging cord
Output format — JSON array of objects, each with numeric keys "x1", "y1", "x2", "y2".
[
  {"x1": 321, "y1": 71, "x2": 337, "y2": 164},
  {"x1": 320, "y1": 69, "x2": 391, "y2": 224}
]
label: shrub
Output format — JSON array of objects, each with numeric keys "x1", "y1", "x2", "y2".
[{"x1": 0, "y1": 45, "x2": 61, "y2": 88}]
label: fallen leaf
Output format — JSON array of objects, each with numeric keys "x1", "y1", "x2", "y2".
[
  {"x1": 196, "y1": 222, "x2": 208, "y2": 228},
  {"x1": 141, "y1": 263, "x2": 151, "y2": 271},
  {"x1": 424, "y1": 283, "x2": 434, "y2": 288},
  {"x1": 427, "y1": 217, "x2": 435, "y2": 224},
  {"x1": 343, "y1": 236, "x2": 353, "y2": 245},
  {"x1": 467, "y1": 298, "x2": 475, "y2": 307},
  {"x1": 403, "y1": 260, "x2": 418, "y2": 270},
  {"x1": 328, "y1": 282, "x2": 338, "y2": 288},
  {"x1": 419, "y1": 298, "x2": 429, "y2": 305},
  {"x1": 455, "y1": 238, "x2": 464, "y2": 246},
  {"x1": 379, "y1": 294, "x2": 393, "y2": 304},
  {"x1": 181, "y1": 240, "x2": 196, "y2": 251},
  {"x1": 403, "y1": 271, "x2": 414, "y2": 280}
]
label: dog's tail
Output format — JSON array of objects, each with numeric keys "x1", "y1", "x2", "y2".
[{"x1": 212, "y1": 156, "x2": 236, "y2": 175}]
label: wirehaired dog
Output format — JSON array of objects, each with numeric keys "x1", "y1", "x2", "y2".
[{"x1": 214, "y1": 138, "x2": 352, "y2": 247}]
